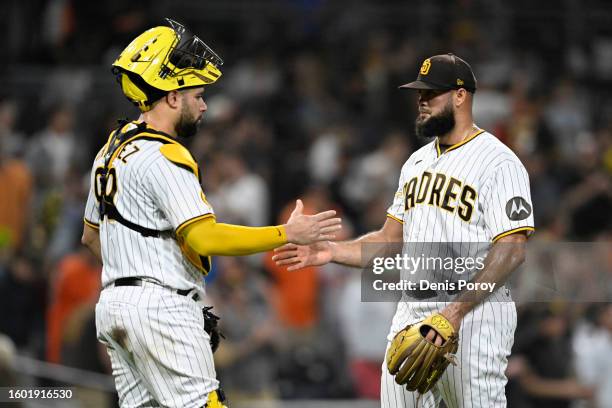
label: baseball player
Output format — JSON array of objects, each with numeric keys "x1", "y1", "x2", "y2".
[
  {"x1": 273, "y1": 53, "x2": 534, "y2": 407},
  {"x1": 81, "y1": 19, "x2": 341, "y2": 408}
]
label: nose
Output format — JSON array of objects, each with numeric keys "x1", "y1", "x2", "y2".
[
  {"x1": 418, "y1": 93, "x2": 427, "y2": 106},
  {"x1": 201, "y1": 101, "x2": 207, "y2": 112}
]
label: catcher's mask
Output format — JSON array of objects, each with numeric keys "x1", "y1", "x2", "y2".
[{"x1": 112, "y1": 18, "x2": 223, "y2": 111}]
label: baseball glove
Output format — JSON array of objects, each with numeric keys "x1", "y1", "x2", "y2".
[
  {"x1": 203, "y1": 306, "x2": 224, "y2": 353},
  {"x1": 386, "y1": 313, "x2": 459, "y2": 394}
]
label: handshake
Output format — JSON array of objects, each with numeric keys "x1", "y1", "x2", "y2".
[
  {"x1": 271, "y1": 199, "x2": 341, "y2": 272},
  {"x1": 283, "y1": 199, "x2": 342, "y2": 245}
]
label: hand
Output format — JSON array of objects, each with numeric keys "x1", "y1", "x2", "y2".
[
  {"x1": 425, "y1": 327, "x2": 445, "y2": 346},
  {"x1": 439, "y1": 304, "x2": 464, "y2": 333},
  {"x1": 506, "y1": 356, "x2": 529, "y2": 379},
  {"x1": 272, "y1": 241, "x2": 333, "y2": 271},
  {"x1": 387, "y1": 313, "x2": 459, "y2": 393},
  {"x1": 423, "y1": 311, "x2": 456, "y2": 348},
  {"x1": 283, "y1": 199, "x2": 341, "y2": 245}
]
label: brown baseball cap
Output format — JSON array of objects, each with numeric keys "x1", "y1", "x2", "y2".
[{"x1": 400, "y1": 53, "x2": 477, "y2": 93}]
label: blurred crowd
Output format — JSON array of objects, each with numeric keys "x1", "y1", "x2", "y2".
[{"x1": 1, "y1": 1, "x2": 612, "y2": 407}]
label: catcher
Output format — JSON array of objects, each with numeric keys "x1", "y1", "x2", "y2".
[
  {"x1": 82, "y1": 18, "x2": 341, "y2": 408},
  {"x1": 273, "y1": 54, "x2": 534, "y2": 407}
]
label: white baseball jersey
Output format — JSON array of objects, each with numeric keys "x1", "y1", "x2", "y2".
[
  {"x1": 85, "y1": 124, "x2": 220, "y2": 407},
  {"x1": 386, "y1": 128, "x2": 534, "y2": 247},
  {"x1": 84, "y1": 132, "x2": 214, "y2": 292},
  {"x1": 382, "y1": 128, "x2": 534, "y2": 408}
]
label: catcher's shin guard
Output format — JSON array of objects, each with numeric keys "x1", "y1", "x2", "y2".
[{"x1": 205, "y1": 389, "x2": 227, "y2": 408}]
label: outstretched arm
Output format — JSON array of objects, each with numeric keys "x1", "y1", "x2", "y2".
[
  {"x1": 273, "y1": 216, "x2": 403, "y2": 270},
  {"x1": 330, "y1": 216, "x2": 403, "y2": 267},
  {"x1": 182, "y1": 200, "x2": 341, "y2": 257}
]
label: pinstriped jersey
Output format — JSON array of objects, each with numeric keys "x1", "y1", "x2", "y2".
[
  {"x1": 84, "y1": 130, "x2": 213, "y2": 291},
  {"x1": 385, "y1": 128, "x2": 534, "y2": 335},
  {"x1": 387, "y1": 128, "x2": 534, "y2": 245}
]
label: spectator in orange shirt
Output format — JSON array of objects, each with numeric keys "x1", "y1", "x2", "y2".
[
  {"x1": 264, "y1": 186, "x2": 346, "y2": 329},
  {"x1": 46, "y1": 247, "x2": 101, "y2": 364},
  {"x1": 0, "y1": 100, "x2": 32, "y2": 255}
]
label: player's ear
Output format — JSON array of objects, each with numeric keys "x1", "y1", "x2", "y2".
[
  {"x1": 165, "y1": 90, "x2": 181, "y2": 109},
  {"x1": 453, "y1": 88, "x2": 468, "y2": 108}
]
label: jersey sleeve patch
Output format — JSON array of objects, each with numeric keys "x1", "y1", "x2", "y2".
[
  {"x1": 159, "y1": 144, "x2": 199, "y2": 178},
  {"x1": 505, "y1": 197, "x2": 532, "y2": 221}
]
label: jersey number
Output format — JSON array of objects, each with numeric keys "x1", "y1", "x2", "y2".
[
  {"x1": 94, "y1": 167, "x2": 117, "y2": 203},
  {"x1": 117, "y1": 142, "x2": 140, "y2": 163},
  {"x1": 93, "y1": 142, "x2": 141, "y2": 203}
]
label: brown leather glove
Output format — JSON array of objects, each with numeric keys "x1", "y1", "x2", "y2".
[{"x1": 386, "y1": 313, "x2": 459, "y2": 394}]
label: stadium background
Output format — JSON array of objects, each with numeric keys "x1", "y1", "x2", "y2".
[{"x1": 1, "y1": 1, "x2": 611, "y2": 407}]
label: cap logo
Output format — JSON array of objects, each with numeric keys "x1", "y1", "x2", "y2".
[
  {"x1": 420, "y1": 58, "x2": 432, "y2": 75},
  {"x1": 457, "y1": 79, "x2": 464, "y2": 86}
]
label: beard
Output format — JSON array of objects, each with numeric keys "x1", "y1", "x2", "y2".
[
  {"x1": 415, "y1": 102, "x2": 456, "y2": 141},
  {"x1": 175, "y1": 104, "x2": 201, "y2": 138}
]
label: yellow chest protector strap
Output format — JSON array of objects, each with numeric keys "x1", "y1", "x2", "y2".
[
  {"x1": 98, "y1": 121, "x2": 169, "y2": 237},
  {"x1": 179, "y1": 217, "x2": 287, "y2": 257}
]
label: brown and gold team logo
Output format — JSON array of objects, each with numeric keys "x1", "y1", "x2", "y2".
[
  {"x1": 430, "y1": 315, "x2": 450, "y2": 331},
  {"x1": 420, "y1": 58, "x2": 432, "y2": 75}
]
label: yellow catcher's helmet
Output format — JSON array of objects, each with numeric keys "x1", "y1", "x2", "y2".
[{"x1": 112, "y1": 18, "x2": 223, "y2": 111}]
